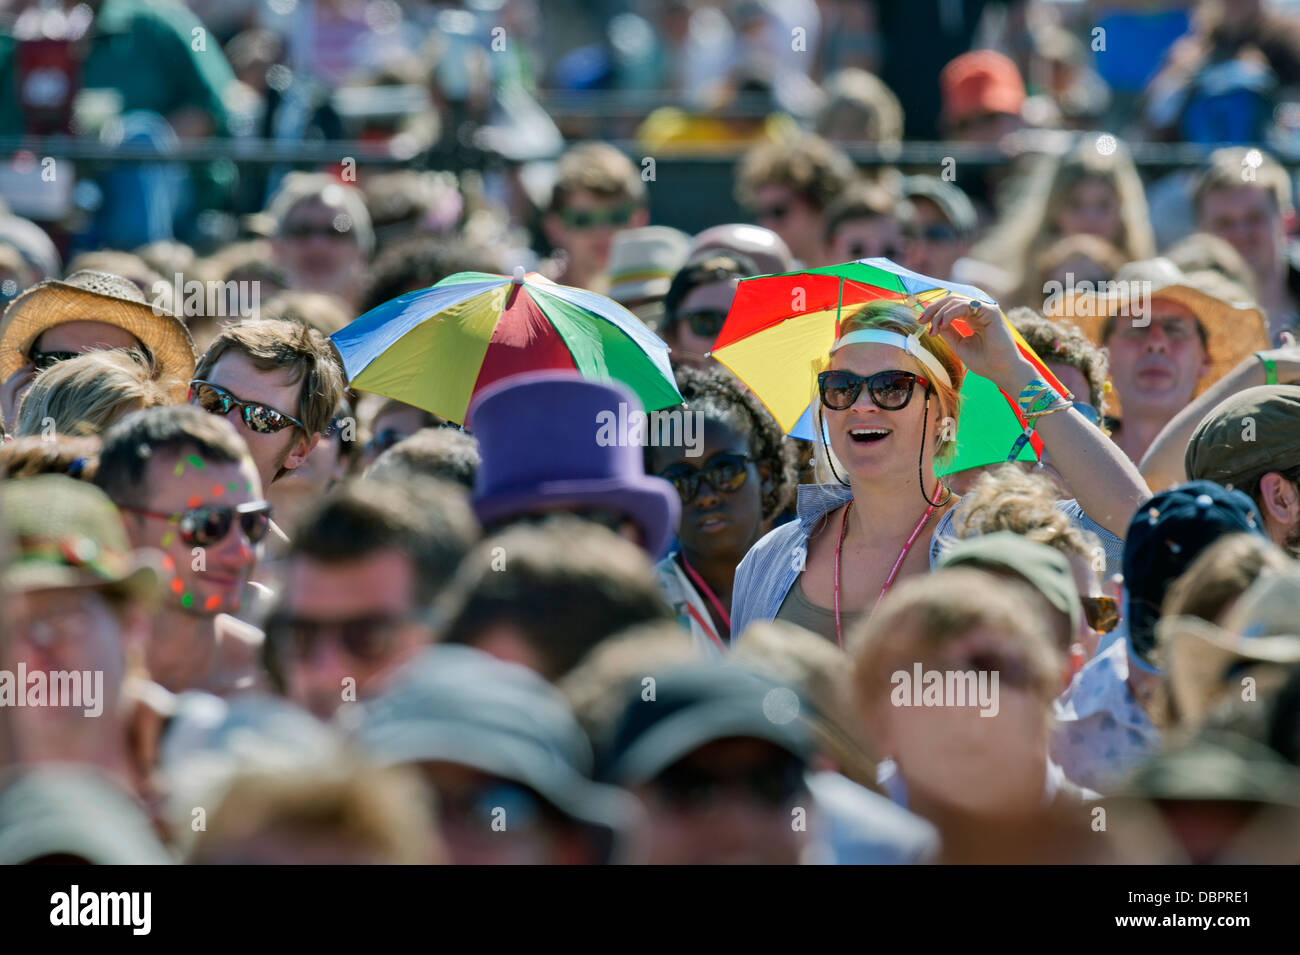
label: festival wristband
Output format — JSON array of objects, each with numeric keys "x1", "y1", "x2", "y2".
[{"x1": 1257, "y1": 352, "x2": 1278, "y2": 385}]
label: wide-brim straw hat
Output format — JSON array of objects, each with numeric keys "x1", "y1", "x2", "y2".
[
  {"x1": 1046, "y1": 257, "x2": 1269, "y2": 420},
  {"x1": 0, "y1": 269, "x2": 197, "y2": 387}
]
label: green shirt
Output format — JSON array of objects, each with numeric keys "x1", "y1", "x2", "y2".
[{"x1": 0, "y1": 0, "x2": 236, "y2": 135}]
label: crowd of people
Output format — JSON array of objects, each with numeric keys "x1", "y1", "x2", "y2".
[{"x1": 2, "y1": 1, "x2": 1300, "y2": 867}]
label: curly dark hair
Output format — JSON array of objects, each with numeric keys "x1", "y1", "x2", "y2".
[{"x1": 647, "y1": 365, "x2": 797, "y2": 521}]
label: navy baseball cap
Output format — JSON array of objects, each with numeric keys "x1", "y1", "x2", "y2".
[{"x1": 1122, "y1": 480, "x2": 1265, "y2": 665}]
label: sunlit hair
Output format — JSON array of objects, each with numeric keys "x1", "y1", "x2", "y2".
[
  {"x1": 15, "y1": 349, "x2": 176, "y2": 438},
  {"x1": 813, "y1": 300, "x2": 964, "y2": 482},
  {"x1": 1159, "y1": 533, "x2": 1290, "y2": 627},
  {"x1": 972, "y1": 134, "x2": 1154, "y2": 295}
]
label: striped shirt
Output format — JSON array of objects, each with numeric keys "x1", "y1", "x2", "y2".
[{"x1": 731, "y1": 483, "x2": 1124, "y2": 639}]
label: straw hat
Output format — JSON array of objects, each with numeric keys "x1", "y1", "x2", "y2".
[
  {"x1": 1160, "y1": 570, "x2": 1300, "y2": 727},
  {"x1": 1047, "y1": 257, "x2": 1269, "y2": 420},
  {"x1": 0, "y1": 269, "x2": 196, "y2": 385}
]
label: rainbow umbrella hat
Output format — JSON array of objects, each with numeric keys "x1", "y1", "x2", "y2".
[
  {"x1": 709, "y1": 258, "x2": 1069, "y2": 475},
  {"x1": 330, "y1": 269, "x2": 682, "y2": 425}
]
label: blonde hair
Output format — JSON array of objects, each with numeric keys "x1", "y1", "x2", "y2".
[
  {"x1": 14, "y1": 350, "x2": 176, "y2": 438},
  {"x1": 1160, "y1": 533, "x2": 1290, "y2": 627},
  {"x1": 952, "y1": 463, "x2": 1103, "y2": 571},
  {"x1": 816, "y1": 301, "x2": 964, "y2": 482}
]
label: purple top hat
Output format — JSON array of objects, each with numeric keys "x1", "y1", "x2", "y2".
[{"x1": 468, "y1": 371, "x2": 680, "y2": 560}]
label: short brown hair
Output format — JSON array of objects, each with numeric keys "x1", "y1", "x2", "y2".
[
  {"x1": 258, "y1": 291, "x2": 352, "y2": 337},
  {"x1": 435, "y1": 517, "x2": 673, "y2": 681},
  {"x1": 15, "y1": 350, "x2": 176, "y2": 438},
  {"x1": 736, "y1": 134, "x2": 857, "y2": 212},
  {"x1": 0, "y1": 435, "x2": 99, "y2": 481},
  {"x1": 1194, "y1": 147, "x2": 1293, "y2": 220},
  {"x1": 94, "y1": 404, "x2": 249, "y2": 506},
  {"x1": 1006, "y1": 308, "x2": 1109, "y2": 414},
  {"x1": 194, "y1": 318, "x2": 345, "y2": 439},
  {"x1": 365, "y1": 427, "x2": 480, "y2": 489},
  {"x1": 823, "y1": 181, "x2": 898, "y2": 242},
  {"x1": 549, "y1": 142, "x2": 645, "y2": 214}
]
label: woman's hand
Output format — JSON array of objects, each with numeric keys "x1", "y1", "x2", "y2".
[{"x1": 917, "y1": 296, "x2": 1023, "y2": 390}]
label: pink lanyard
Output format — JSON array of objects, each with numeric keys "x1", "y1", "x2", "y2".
[
  {"x1": 679, "y1": 552, "x2": 731, "y2": 650},
  {"x1": 833, "y1": 499, "x2": 935, "y2": 648}
]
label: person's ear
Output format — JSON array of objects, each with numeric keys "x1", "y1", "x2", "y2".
[
  {"x1": 283, "y1": 432, "x2": 321, "y2": 471},
  {"x1": 1259, "y1": 471, "x2": 1300, "y2": 525}
]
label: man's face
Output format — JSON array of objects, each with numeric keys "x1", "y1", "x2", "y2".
[
  {"x1": 1197, "y1": 186, "x2": 1283, "y2": 280},
  {"x1": 902, "y1": 198, "x2": 969, "y2": 281},
  {"x1": 362, "y1": 404, "x2": 434, "y2": 467},
  {"x1": 197, "y1": 350, "x2": 316, "y2": 487},
  {"x1": 280, "y1": 548, "x2": 426, "y2": 720},
  {"x1": 2, "y1": 586, "x2": 130, "y2": 721},
  {"x1": 632, "y1": 738, "x2": 809, "y2": 864},
  {"x1": 545, "y1": 189, "x2": 647, "y2": 287},
  {"x1": 3, "y1": 321, "x2": 145, "y2": 425},
  {"x1": 828, "y1": 215, "x2": 904, "y2": 265},
  {"x1": 666, "y1": 277, "x2": 738, "y2": 369},
  {"x1": 273, "y1": 197, "x2": 366, "y2": 298},
  {"x1": 417, "y1": 762, "x2": 591, "y2": 864},
  {"x1": 750, "y1": 185, "x2": 824, "y2": 266},
  {"x1": 124, "y1": 451, "x2": 264, "y2": 616},
  {"x1": 1104, "y1": 299, "x2": 1209, "y2": 416}
]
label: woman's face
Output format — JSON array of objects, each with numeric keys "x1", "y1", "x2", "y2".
[
  {"x1": 648, "y1": 417, "x2": 766, "y2": 560},
  {"x1": 668, "y1": 279, "x2": 739, "y2": 369},
  {"x1": 823, "y1": 342, "x2": 945, "y2": 484},
  {"x1": 1056, "y1": 178, "x2": 1122, "y2": 243}
]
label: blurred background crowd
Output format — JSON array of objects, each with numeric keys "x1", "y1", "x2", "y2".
[{"x1": 3, "y1": 0, "x2": 1300, "y2": 867}]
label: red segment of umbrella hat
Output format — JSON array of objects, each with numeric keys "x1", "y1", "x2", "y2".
[
  {"x1": 468, "y1": 284, "x2": 579, "y2": 409},
  {"x1": 713, "y1": 275, "x2": 906, "y2": 349}
]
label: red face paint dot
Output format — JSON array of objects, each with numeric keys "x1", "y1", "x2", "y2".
[
  {"x1": 188, "y1": 496, "x2": 202, "y2": 509},
  {"x1": 161, "y1": 555, "x2": 175, "y2": 571},
  {"x1": 211, "y1": 485, "x2": 225, "y2": 497},
  {"x1": 204, "y1": 594, "x2": 222, "y2": 611},
  {"x1": 170, "y1": 576, "x2": 183, "y2": 594}
]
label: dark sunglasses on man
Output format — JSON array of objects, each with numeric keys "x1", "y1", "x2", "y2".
[
  {"x1": 189, "y1": 380, "x2": 305, "y2": 435},
  {"x1": 266, "y1": 610, "x2": 427, "y2": 664},
  {"x1": 818, "y1": 369, "x2": 932, "y2": 412},
  {"x1": 658, "y1": 452, "x2": 752, "y2": 504},
  {"x1": 117, "y1": 501, "x2": 273, "y2": 548},
  {"x1": 282, "y1": 219, "x2": 354, "y2": 242},
  {"x1": 558, "y1": 203, "x2": 638, "y2": 230},
  {"x1": 652, "y1": 754, "x2": 806, "y2": 811}
]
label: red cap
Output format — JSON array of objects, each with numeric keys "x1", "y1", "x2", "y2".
[{"x1": 940, "y1": 50, "x2": 1026, "y2": 125}]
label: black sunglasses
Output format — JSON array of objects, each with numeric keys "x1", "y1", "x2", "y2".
[
  {"x1": 818, "y1": 369, "x2": 932, "y2": 411},
  {"x1": 190, "y1": 380, "x2": 306, "y2": 435},
  {"x1": 282, "y1": 220, "x2": 353, "y2": 241},
  {"x1": 1081, "y1": 595, "x2": 1119, "y2": 634},
  {"x1": 29, "y1": 348, "x2": 82, "y2": 371},
  {"x1": 658, "y1": 452, "x2": 752, "y2": 503},
  {"x1": 118, "y1": 501, "x2": 272, "y2": 548},
  {"x1": 558, "y1": 203, "x2": 637, "y2": 229},
  {"x1": 678, "y1": 309, "x2": 729, "y2": 339},
  {"x1": 267, "y1": 612, "x2": 415, "y2": 663},
  {"x1": 653, "y1": 756, "x2": 806, "y2": 810}
]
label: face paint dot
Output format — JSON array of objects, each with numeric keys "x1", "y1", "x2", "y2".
[
  {"x1": 181, "y1": 592, "x2": 194, "y2": 609},
  {"x1": 170, "y1": 577, "x2": 183, "y2": 594},
  {"x1": 188, "y1": 454, "x2": 205, "y2": 470},
  {"x1": 173, "y1": 460, "x2": 186, "y2": 477},
  {"x1": 188, "y1": 496, "x2": 202, "y2": 509},
  {"x1": 161, "y1": 532, "x2": 175, "y2": 547},
  {"x1": 161, "y1": 554, "x2": 175, "y2": 570},
  {"x1": 211, "y1": 484, "x2": 225, "y2": 497},
  {"x1": 204, "y1": 594, "x2": 222, "y2": 611},
  {"x1": 228, "y1": 481, "x2": 238, "y2": 492},
  {"x1": 245, "y1": 482, "x2": 253, "y2": 493}
]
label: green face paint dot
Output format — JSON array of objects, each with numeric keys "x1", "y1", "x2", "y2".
[
  {"x1": 245, "y1": 482, "x2": 253, "y2": 493},
  {"x1": 173, "y1": 461, "x2": 185, "y2": 477},
  {"x1": 228, "y1": 481, "x2": 238, "y2": 492},
  {"x1": 181, "y1": 592, "x2": 194, "y2": 609},
  {"x1": 160, "y1": 532, "x2": 175, "y2": 547},
  {"x1": 188, "y1": 454, "x2": 205, "y2": 470}
]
